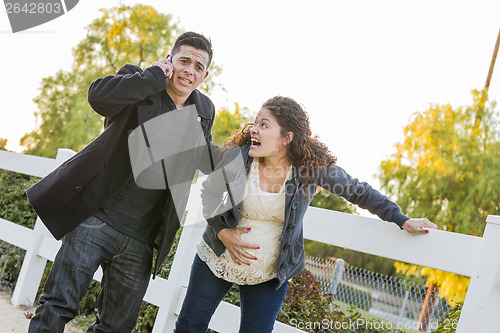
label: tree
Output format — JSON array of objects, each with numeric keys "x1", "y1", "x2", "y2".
[
  {"x1": 211, "y1": 103, "x2": 253, "y2": 145},
  {"x1": 21, "y1": 4, "x2": 222, "y2": 158},
  {"x1": 0, "y1": 138, "x2": 7, "y2": 150},
  {"x1": 379, "y1": 89, "x2": 499, "y2": 329},
  {"x1": 378, "y1": 90, "x2": 500, "y2": 236}
]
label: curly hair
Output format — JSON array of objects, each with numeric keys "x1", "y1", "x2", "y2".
[{"x1": 223, "y1": 96, "x2": 337, "y2": 184}]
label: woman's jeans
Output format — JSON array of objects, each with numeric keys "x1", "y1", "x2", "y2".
[
  {"x1": 28, "y1": 216, "x2": 153, "y2": 333},
  {"x1": 175, "y1": 254, "x2": 289, "y2": 333}
]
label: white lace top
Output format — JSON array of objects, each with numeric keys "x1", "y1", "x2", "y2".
[{"x1": 197, "y1": 159, "x2": 292, "y2": 285}]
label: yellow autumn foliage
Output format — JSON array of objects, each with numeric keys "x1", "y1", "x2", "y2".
[
  {"x1": 395, "y1": 262, "x2": 469, "y2": 306},
  {"x1": 379, "y1": 90, "x2": 500, "y2": 236}
]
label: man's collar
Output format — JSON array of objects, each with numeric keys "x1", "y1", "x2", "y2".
[{"x1": 163, "y1": 90, "x2": 210, "y2": 119}]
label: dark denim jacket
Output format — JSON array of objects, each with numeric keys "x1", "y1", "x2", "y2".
[{"x1": 201, "y1": 144, "x2": 409, "y2": 289}]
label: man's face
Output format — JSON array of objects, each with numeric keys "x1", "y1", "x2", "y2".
[{"x1": 167, "y1": 45, "x2": 210, "y2": 98}]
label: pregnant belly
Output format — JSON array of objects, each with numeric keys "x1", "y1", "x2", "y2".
[{"x1": 236, "y1": 217, "x2": 284, "y2": 266}]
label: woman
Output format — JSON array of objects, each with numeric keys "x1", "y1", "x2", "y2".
[{"x1": 175, "y1": 96, "x2": 436, "y2": 332}]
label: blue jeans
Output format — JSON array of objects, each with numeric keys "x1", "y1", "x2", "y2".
[
  {"x1": 28, "y1": 216, "x2": 153, "y2": 333},
  {"x1": 175, "y1": 254, "x2": 288, "y2": 333}
]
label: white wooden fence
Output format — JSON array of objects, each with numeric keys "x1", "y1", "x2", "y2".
[{"x1": 0, "y1": 148, "x2": 499, "y2": 333}]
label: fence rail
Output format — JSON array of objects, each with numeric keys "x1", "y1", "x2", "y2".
[{"x1": 1, "y1": 148, "x2": 499, "y2": 332}]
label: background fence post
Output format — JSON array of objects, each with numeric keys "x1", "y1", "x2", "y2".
[
  {"x1": 328, "y1": 258, "x2": 345, "y2": 296},
  {"x1": 10, "y1": 148, "x2": 74, "y2": 306},
  {"x1": 457, "y1": 215, "x2": 500, "y2": 332},
  {"x1": 397, "y1": 289, "x2": 410, "y2": 323}
]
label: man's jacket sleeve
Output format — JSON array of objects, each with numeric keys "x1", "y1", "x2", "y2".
[{"x1": 88, "y1": 64, "x2": 166, "y2": 119}]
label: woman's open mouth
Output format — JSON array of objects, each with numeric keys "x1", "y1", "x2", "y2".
[{"x1": 250, "y1": 138, "x2": 261, "y2": 147}]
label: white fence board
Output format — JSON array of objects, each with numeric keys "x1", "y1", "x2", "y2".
[
  {"x1": 304, "y1": 207, "x2": 482, "y2": 277},
  {"x1": 0, "y1": 217, "x2": 34, "y2": 249},
  {"x1": 0, "y1": 149, "x2": 62, "y2": 178}
]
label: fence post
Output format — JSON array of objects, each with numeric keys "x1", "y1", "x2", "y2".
[
  {"x1": 457, "y1": 215, "x2": 500, "y2": 332},
  {"x1": 151, "y1": 181, "x2": 206, "y2": 333},
  {"x1": 328, "y1": 258, "x2": 345, "y2": 295},
  {"x1": 398, "y1": 289, "x2": 410, "y2": 323},
  {"x1": 11, "y1": 217, "x2": 54, "y2": 306},
  {"x1": 10, "y1": 148, "x2": 74, "y2": 306}
]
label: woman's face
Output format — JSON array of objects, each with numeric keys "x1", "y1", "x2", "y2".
[{"x1": 249, "y1": 108, "x2": 291, "y2": 159}]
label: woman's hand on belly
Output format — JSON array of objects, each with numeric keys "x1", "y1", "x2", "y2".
[{"x1": 217, "y1": 228, "x2": 260, "y2": 266}]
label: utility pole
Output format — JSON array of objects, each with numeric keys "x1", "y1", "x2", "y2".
[
  {"x1": 474, "y1": 26, "x2": 500, "y2": 132},
  {"x1": 484, "y1": 26, "x2": 500, "y2": 90}
]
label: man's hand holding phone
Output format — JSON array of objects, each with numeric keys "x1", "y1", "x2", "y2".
[{"x1": 152, "y1": 55, "x2": 174, "y2": 79}]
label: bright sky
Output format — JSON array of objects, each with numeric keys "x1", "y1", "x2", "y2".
[{"x1": 1, "y1": 0, "x2": 499, "y2": 194}]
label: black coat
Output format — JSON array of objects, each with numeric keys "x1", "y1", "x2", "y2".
[{"x1": 27, "y1": 64, "x2": 219, "y2": 275}]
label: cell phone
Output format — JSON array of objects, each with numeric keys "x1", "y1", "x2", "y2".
[{"x1": 167, "y1": 55, "x2": 172, "y2": 63}]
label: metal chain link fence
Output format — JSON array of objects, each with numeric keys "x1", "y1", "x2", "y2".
[{"x1": 305, "y1": 256, "x2": 468, "y2": 332}]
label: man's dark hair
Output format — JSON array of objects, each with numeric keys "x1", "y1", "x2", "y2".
[{"x1": 172, "y1": 32, "x2": 213, "y2": 69}]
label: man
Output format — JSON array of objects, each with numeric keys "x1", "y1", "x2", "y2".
[{"x1": 27, "y1": 32, "x2": 219, "y2": 332}]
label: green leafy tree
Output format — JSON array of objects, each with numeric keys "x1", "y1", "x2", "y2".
[
  {"x1": 378, "y1": 90, "x2": 499, "y2": 236},
  {"x1": 21, "y1": 4, "x2": 221, "y2": 158},
  {"x1": 211, "y1": 103, "x2": 253, "y2": 145}
]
